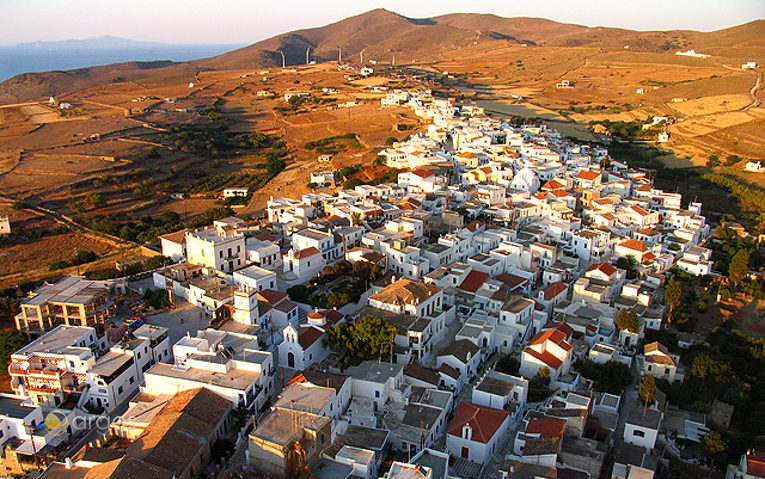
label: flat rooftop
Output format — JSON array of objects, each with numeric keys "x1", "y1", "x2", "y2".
[
  {"x1": 146, "y1": 362, "x2": 259, "y2": 391},
  {"x1": 345, "y1": 361, "x2": 404, "y2": 384},
  {"x1": 15, "y1": 325, "x2": 93, "y2": 356},
  {"x1": 89, "y1": 351, "x2": 133, "y2": 377},
  {"x1": 273, "y1": 383, "x2": 334, "y2": 413},
  {"x1": 23, "y1": 276, "x2": 110, "y2": 307},
  {"x1": 251, "y1": 408, "x2": 330, "y2": 447},
  {"x1": 0, "y1": 395, "x2": 33, "y2": 420}
]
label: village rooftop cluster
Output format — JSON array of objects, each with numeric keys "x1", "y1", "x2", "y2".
[{"x1": 2, "y1": 88, "x2": 760, "y2": 479}]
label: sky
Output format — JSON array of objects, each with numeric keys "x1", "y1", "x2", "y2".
[{"x1": 0, "y1": 0, "x2": 762, "y2": 46}]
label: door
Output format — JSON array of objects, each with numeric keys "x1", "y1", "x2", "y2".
[
  {"x1": 287, "y1": 352, "x2": 295, "y2": 368},
  {"x1": 461, "y1": 446, "x2": 469, "y2": 459}
]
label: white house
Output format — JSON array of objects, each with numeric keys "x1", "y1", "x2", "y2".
[
  {"x1": 472, "y1": 371, "x2": 528, "y2": 412},
  {"x1": 446, "y1": 401, "x2": 512, "y2": 464},
  {"x1": 283, "y1": 247, "x2": 326, "y2": 284},
  {"x1": 624, "y1": 402, "x2": 662, "y2": 450},
  {"x1": 185, "y1": 220, "x2": 246, "y2": 273},
  {"x1": 519, "y1": 323, "x2": 574, "y2": 381},
  {"x1": 643, "y1": 342, "x2": 679, "y2": 382},
  {"x1": 278, "y1": 309, "x2": 343, "y2": 370}
]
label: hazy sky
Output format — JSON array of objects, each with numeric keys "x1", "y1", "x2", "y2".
[{"x1": 1, "y1": 0, "x2": 762, "y2": 46}]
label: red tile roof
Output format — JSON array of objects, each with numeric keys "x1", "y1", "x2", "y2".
[
  {"x1": 618, "y1": 239, "x2": 648, "y2": 253},
  {"x1": 525, "y1": 418, "x2": 566, "y2": 439},
  {"x1": 548, "y1": 189, "x2": 572, "y2": 198},
  {"x1": 528, "y1": 327, "x2": 573, "y2": 352},
  {"x1": 588, "y1": 262, "x2": 617, "y2": 277},
  {"x1": 495, "y1": 273, "x2": 528, "y2": 290},
  {"x1": 465, "y1": 220, "x2": 484, "y2": 233},
  {"x1": 255, "y1": 233, "x2": 277, "y2": 242},
  {"x1": 410, "y1": 169, "x2": 432, "y2": 179},
  {"x1": 746, "y1": 450, "x2": 765, "y2": 478},
  {"x1": 325, "y1": 309, "x2": 344, "y2": 326},
  {"x1": 525, "y1": 348, "x2": 563, "y2": 369},
  {"x1": 258, "y1": 289, "x2": 288, "y2": 305},
  {"x1": 630, "y1": 205, "x2": 650, "y2": 216},
  {"x1": 458, "y1": 270, "x2": 490, "y2": 294},
  {"x1": 294, "y1": 246, "x2": 321, "y2": 260},
  {"x1": 542, "y1": 179, "x2": 564, "y2": 190},
  {"x1": 541, "y1": 281, "x2": 568, "y2": 301},
  {"x1": 447, "y1": 401, "x2": 511, "y2": 444},
  {"x1": 576, "y1": 171, "x2": 601, "y2": 181},
  {"x1": 298, "y1": 325, "x2": 324, "y2": 349}
]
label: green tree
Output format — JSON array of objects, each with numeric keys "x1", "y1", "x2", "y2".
[
  {"x1": 496, "y1": 355, "x2": 520, "y2": 375},
  {"x1": 343, "y1": 178, "x2": 363, "y2": 189},
  {"x1": 0, "y1": 330, "x2": 28, "y2": 370},
  {"x1": 286, "y1": 285, "x2": 310, "y2": 303},
  {"x1": 664, "y1": 278, "x2": 682, "y2": 321},
  {"x1": 701, "y1": 431, "x2": 727, "y2": 464},
  {"x1": 729, "y1": 249, "x2": 750, "y2": 286},
  {"x1": 160, "y1": 211, "x2": 180, "y2": 225},
  {"x1": 616, "y1": 255, "x2": 637, "y2": 279},
  {"x1": 530, "y1": 367, "x2": 551, "y2": 391},
  {"x1": 639, "y1": 374, "x2": 656, "y2": 416},
  {"x1": 86, "y1": 192, "x2": 105, "y2": 207},
  {"x1": 616, "y1": 308, "x2": 639, "y2": 333},
  {"x1": 323, "y1": 315, "x2": 396, "y2": 361},
  {"x1": 350, "y1": 211, "x2": 362, "y2": 226},
  {"x1": 144, "y1": 256, "x2": 172, "y2": 270},
  {"x1": 143, "y1": 289, "x2": 171, "y2": 309},
  {"x1": 147, "y1": 147, "x2": 159, "y2": 159}
]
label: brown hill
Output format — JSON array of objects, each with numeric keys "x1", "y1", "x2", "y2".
[
  {"x1": 1, "y1": 9, "x2": 762, "y2": 105},
  {"x1": 0, "y1": 60, "x2": 199, "y2": 105}
]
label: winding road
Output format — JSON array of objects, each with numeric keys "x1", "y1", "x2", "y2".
[{"x1": 743, "y1": 72, "x2": 762, "y2": 111}]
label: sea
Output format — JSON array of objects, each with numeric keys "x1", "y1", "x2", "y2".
[{"x1": 0, "y1": 44, "x2": 244, "y2": 83}]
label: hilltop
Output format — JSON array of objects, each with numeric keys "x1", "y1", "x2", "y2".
[{"x1": 1, "y1": 9, "x2": 762, "y2": 104}]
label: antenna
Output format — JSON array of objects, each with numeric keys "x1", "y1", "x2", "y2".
[
  {"x1": 280, "y1": 51, "x2": 286, "y2": 69},
  {"x1": 338, "y1": 46, "x2": 342, "y2": 63},
  {"x1": 360, "y1": 50, "x2": 364, "y2": 65}
]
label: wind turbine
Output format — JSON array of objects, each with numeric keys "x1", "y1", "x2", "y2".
[
  {"x1": 280, "y1": 51, "x2": 286, "y2": 69},
  {"x1": 306, "y1": 47, "x2": 310, "y2": 65},
  {"x1": 338, "y1": 46, "x2": 342, "y2": 64}
]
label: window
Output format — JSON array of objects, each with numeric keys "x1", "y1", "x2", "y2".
[
  {"x1": 219, "y1": 251, "x2": 223, "y2": 258},
  {"x1": 129, "y1": 376, "x2": 134, "y2": 384},
  {"x1": 375, "y1": 390, "x2": 380, "y2": 398},
  {"x1": 633, "y1": 430, "x2": 645, "y2": 438},
  {"x1": 69, "y1": 361, "x2": 75, "y2": 368},
  {"x1": 118, "y1": 386, "x2": 124, "y2": 395},
  {"x1": 137, "y1": 352, "x2": 141, "y2": 360}
]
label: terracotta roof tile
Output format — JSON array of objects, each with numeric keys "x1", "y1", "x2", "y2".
[
  {"x1": 298, "y1": 325, "x2": 324, "y2": 349},
  {"x1": 576, "y1": 171, "x2": 601, "y2": 181},
  {"x1": 458, "y1": 270, "x2": 490, "y2": 294},
  {"x1": 588, "y1": 262, "x2": 617, "y2": 277},
  {"x1": 447, "y1": 401, "x2": 511, "y2": 444},
  {"x1": 294, "y1": 246, "x2": 321, "y2": 260},
  {"x1": 541, "y1": 281, "x2": 568, "y2": 301},
  {"x1": 525, "y1": 418, "x2": 566, "y2": 438}
]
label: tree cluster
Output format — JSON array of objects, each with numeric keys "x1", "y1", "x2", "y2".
[
  {"x1": 616, "y1": 308, "x2": 639, "y2": 333},
  {"x1": 575, "y1": 359, "x2": 633, "y2": 395},
  {"x1": 323, "y1": 315, "x2": 396, "y2": 361}
]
